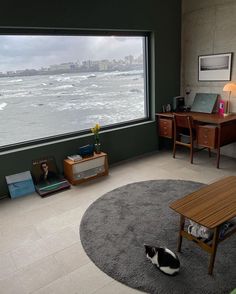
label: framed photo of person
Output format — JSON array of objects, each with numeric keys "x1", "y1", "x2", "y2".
[
  {"x1": 32, "y1": 157, "x2": 58, "y2": 184},
  {"x1": 32, "y1": 156, "x2": 70, "y2": 197}
]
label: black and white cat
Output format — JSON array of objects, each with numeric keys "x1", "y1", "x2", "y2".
[{"x1": 144, "y1": 244, "x2": 180, "y2": 276}]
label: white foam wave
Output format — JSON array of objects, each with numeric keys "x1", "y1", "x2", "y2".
[
  {"x1": 54, "y1": 84, "x2": 74, "y2": 90},
  {"x1": 73, "y1": 74, "x2": 97, "y2": 80},
  {"x1": 3, "y1": 91, "x2": 34, "y2": 98},
  {"x1": 48, "y1": 102, "x2": 77, "y2": 111},
  {"x1": 87, "y1": 74, "x2": 96, "y2": 78},
  {"x1": 8, "y1": 79, "x2": 23, "y2": 83},
  {"x1": 76, "y1": 74, "x2": 95, "y2": 80},
  {"x1": 100, "y1": 70, "x2": 143, "y2": 78},
  {"x1": 55, "y1": 77, "x2": 71, "y2": 82},
  {"x1": 120, "y1": 83, "x2": 142, "y2": 88},
  {"x1": 0, "y1": 102, "x2": 7, "y2": 110}
]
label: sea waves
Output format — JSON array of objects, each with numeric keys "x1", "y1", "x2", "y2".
[{"x1": 0, "y1": 70, "x2": 145, "y2": 146}]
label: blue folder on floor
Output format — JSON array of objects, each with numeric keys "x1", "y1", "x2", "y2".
[{"x1": 6, "y1": 171, "x2": 35, "y2": 198}]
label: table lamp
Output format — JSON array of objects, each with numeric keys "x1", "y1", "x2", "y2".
[{"x1": 223, "y1": 82, "x2": 236, "y2": 115}]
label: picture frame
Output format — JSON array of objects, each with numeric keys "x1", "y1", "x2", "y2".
[
  {"x1": 198, "y1": 53, "x2": 233, "y2": 81},
  {"x1": 31, "y1": 156, "x2": 70, "y2": 197},
  {"x1": 32, "y1": 156, "x2": 59, "y2": 184}
]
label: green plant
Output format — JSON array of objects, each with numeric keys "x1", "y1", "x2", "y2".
[{"x1": 91, "y1": 123, "x2": 100, "y2": 144}]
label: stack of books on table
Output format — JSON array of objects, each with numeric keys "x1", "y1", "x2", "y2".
[{"x1": 67, "y1": 154, "x2": 82, "y2": 162}]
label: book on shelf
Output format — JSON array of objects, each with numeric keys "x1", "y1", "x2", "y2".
[{"x1": 67, "y1": 154, "x2": 82, "y2": 162}]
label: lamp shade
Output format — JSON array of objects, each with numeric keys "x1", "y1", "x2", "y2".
[{"x1": 223, "y1": 82, "x2": 236, "y2": 92}]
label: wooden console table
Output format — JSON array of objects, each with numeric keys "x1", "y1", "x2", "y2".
[
  {"x1": 156, "y1": 112, "x2": 236, "y2": 168},
  {"x1": 170, "y1": 176, "x2": 236, "y2": 275}
]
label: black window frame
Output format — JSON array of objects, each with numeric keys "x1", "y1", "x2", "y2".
[{"x1": 0, "y1": 27, "x2": 151, "y2": 152}]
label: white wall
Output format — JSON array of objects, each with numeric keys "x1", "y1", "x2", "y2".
[{"x1": 182, "y1": 0, "x2": 236, "y2": 158}]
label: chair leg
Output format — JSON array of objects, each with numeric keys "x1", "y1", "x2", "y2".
[
  {"x1": 173, "y1": 142, "x2": 176, "y2": 158},
  {"x1": 190, "y1": 147, "x2": 193, "y2": 164},
  {"x1": 190, "y1": 140, "x2": 194, "y2": 164},
  {"x1": 208, "y1": 148, "x2": 211, "y2": 157}
]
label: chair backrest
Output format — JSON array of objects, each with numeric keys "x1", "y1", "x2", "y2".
[
  {"x1": 172, "y1": 114, "x2": 196, "y2": 164},
  {"x1": 173, "y1": 114, "x2": 193, "y2": 129},
  {"x1": 173, "y1": 113, "x2": 194, "y2": 140}
]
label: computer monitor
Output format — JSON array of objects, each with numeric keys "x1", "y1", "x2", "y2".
[{"x1": 173, "y1": 96, "x2": 185, "y2": 112}]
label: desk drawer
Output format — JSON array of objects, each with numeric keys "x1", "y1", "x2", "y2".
[
  {"x1": 159, "y1": 118, "x2": 173, "y2": 138},
  {"x1": 197, "y1": 125, "x2": 218, "y2": 148}
]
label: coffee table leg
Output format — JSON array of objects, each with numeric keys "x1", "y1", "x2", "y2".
[
  {"x1": 208, "y1": 226, "x2": 220, "y2": 275},
  {"x1": 177, "y1": 215, "x2": 185, "y2": 252}
]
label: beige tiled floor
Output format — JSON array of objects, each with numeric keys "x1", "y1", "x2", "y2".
[{"x1": 1, "y1": 150, "x2": 236, "y2": 293}]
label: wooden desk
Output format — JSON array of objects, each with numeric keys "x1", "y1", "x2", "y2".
[
  {"x1": 156, "y1": 112, "x2": 236, "y2": 168},
  {"x1": 170, "y1": 176, "x2": 236, "y2": 275}
]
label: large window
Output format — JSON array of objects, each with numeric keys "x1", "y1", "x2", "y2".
[{"x1": 0, "y1": 31, "x2": 149, "y2": 148}]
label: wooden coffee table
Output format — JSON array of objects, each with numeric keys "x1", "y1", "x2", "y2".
[{"x1": 170, "y1": 176, "x2": 236, "y2": 275}]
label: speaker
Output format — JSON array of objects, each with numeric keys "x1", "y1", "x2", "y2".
[
  {"x1": 74, "y1": 166, "x2": 105, "y2": 179},
  {"x1": 173, "y1": 96, "x2": 185, "y2": 112},
  {"x1": 72, "y1": 156, "x2": 105, "y2": 180}
]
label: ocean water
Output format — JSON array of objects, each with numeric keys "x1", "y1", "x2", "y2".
[{"x1": 0, "y1": 70, "x2": 145, "y2": 146}]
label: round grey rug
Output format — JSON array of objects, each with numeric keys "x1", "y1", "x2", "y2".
[{"x1": 80, "y1": 180, "x2": 236, "y2": 294}]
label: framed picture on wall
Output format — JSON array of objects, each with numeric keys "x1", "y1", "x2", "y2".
[{"x1": 198, "y1": 53, "x2": 233, "y2": 81}]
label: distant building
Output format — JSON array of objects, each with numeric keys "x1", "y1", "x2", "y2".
[
  {"x1": 125, "y1": 55, "x2": 134, "y2": 65},
  {"x1": 40, "y1": 67, "x2": 49, "y2": 72},
  {"x1": 82, "y1": 60, "x2": 92, "y2": 69},
  {"x1": 16, "y1": 70, "x2": 26, "y2": 74},
  {"x1": 136, "y1": 54, "x2": 143, "y2": 63},
  {"x1": 0, "y1": 55, "x2": 143, "y2": 78},
  {"x1": 98, "y1": 60, "x2": 109, "y2": 71},
  {"x1": 49, "y1": 62, "x2": 75, "y2": 71}
]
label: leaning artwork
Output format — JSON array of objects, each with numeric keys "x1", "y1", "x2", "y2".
[{"x1": 31, "y1": 156, "x2": 70, "y2": 197}]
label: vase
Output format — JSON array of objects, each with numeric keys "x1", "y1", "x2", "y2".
[{"x1": 94, "y1": 142, "x2": 101, "y2": 154}]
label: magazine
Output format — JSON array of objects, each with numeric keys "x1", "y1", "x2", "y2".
[
  {"x1": 67, "y1": 154, "x2": 82, "y2": 162},
  {"x1": 6, "y1": 171, "x2": 35, "y2": 198}
]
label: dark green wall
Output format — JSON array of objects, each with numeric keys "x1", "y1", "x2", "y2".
[{"x1": 0, "y1": 0, "x2": 181, "y2": 197}]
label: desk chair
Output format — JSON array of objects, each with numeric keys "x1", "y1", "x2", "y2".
[
  {"x1": 173, "y1": 114, "x2": 211, "y2": 164},
  {"x1": 173, "y1": 114, "x2": 195, "y2": 164}
]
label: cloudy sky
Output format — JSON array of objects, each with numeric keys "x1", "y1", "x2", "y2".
[{"x1": 0, "y1": 35, "x2": 143, "y2": 72}]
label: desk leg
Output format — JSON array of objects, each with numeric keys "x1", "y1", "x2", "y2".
[
  {"x1": 208, "y1": 226, "x2": 220, "y2": 275},
  {"x1": 177, "y1": 215, "x2": 185, "y2": 252},
  {"x1": 216, "y1": 127, "x2": 221, "y2": 169},
  {"x1": 216, "y1": 148, "x2": 221, "y2": 169}
]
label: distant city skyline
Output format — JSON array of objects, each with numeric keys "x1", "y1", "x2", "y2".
[
  {"x1": 0, "y1": 35, "x2": 144, "y2": 72},
  {"x1": 0, "y1": 54, "x2": 143, "y2": 78}
]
